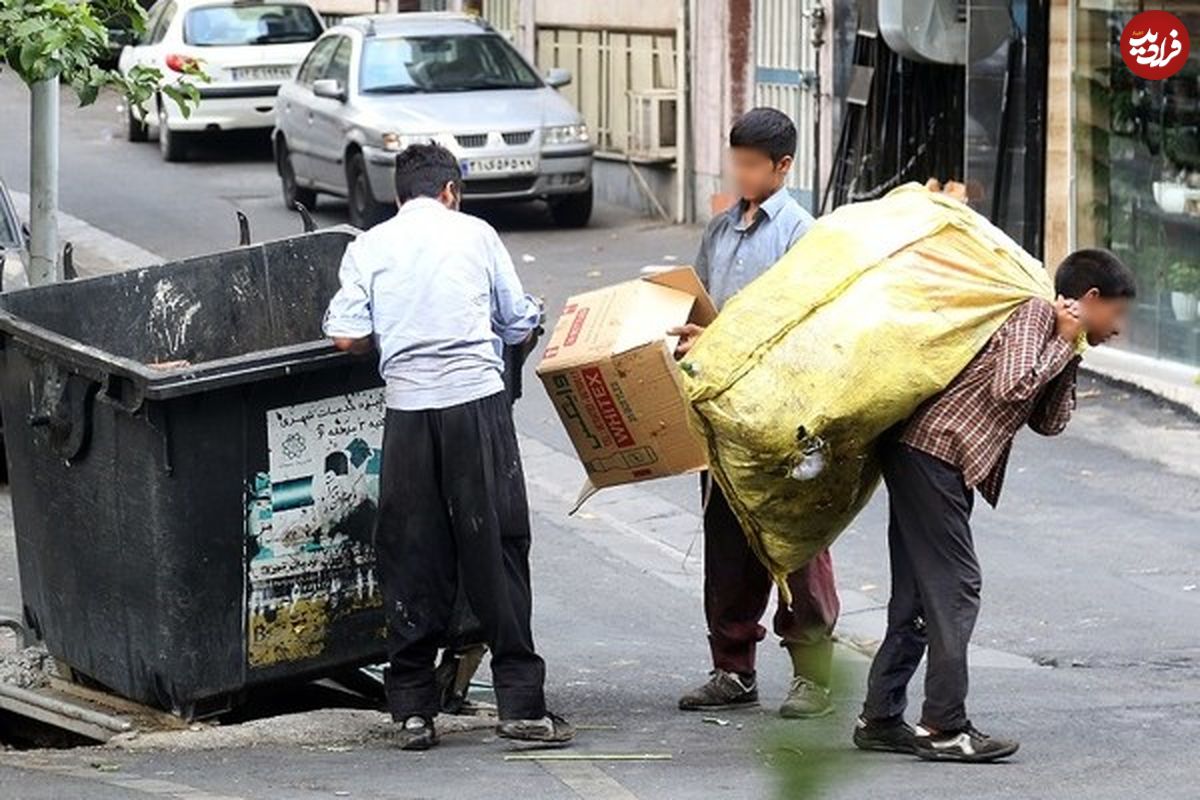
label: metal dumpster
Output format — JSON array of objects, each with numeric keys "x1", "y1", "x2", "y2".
[{"x1": 0, "y1": 228, "x2": 391, "y2": 716}]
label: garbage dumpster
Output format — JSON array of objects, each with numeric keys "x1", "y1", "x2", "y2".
[{"x1": 0, "y1": 228, "x2": 392, "y2": 717}]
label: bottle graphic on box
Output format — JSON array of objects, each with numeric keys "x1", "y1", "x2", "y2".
[{"x1": 586, "y1": 447, "x2": 659, "y2": 473}]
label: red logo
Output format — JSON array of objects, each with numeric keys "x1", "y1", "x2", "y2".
[
  {"x1": 1122, "y1": 11, "x2": 1190, "y2": 80},
  {"x1": 580, "y1": 367, "x2": 635, "y2": 448},
  {"x1": 564, "y1": 306, "x2": 589, "y2": 347}
]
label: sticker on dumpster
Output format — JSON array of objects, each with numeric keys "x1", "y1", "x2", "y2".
[{"x1": 245, "y1": 389, "x2": 386, "y2": 668}]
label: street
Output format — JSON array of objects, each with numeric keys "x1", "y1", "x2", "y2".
[{"x1": 1, "y1": 72, "x2": 1199, "y2": 799}]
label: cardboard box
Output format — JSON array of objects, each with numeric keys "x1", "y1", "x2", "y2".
[{"x1": 536, "y1": 267, "x2": 717, "y2": 506}]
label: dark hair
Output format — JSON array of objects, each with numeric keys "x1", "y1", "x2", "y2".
[
  {"x1": 1054, "y1": 248, "x2": 1137, "y2": 299},
  {"x1": 729, "y1": 107, "x2": 797, "y2": 163},
  {"x1": 393, "y1": 143, "x2": 462, "y2": 204}
]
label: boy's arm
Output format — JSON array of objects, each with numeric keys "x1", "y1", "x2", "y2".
[
  {"x1": 1028, "y1": 356, "x2": 1082, "y2": 436},
  {"x1": 990, "y1": 299, "x2": 1077, "y2": 404},
  {"x1": 693, "y1": 228, "x2": 712, "y2": 290},
  {"x1": 669, "y1": 227, "x2": 717, "y2": 358},
  {"x1": 489, "y1": 228, "x2": 542, "y2": 345},
  {"x1": 324, "y1": 245, "x2": 374, "y2": 351}
]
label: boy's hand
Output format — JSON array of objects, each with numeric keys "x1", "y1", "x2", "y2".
[
  {"x1": 668, "y1": 323, "x2": 706, "y2": 359},
  {"x1": 1054, "y1": 296, "x2": 1085, "y2": 343}
]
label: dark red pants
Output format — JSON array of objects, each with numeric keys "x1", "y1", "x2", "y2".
[{"x1": 703, "y1": 477, "x2": 840, "y2": 685}]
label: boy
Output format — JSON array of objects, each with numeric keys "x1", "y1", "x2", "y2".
[
  {"x1": 672, "y1": 107, "x2": 841, "y2": 719},
  {"x1": 853, "y1": 249, "x2": 1136, "y2": 763},
  {"x1": 323, "y1": 143, "x2": 572, "y2": 751}
]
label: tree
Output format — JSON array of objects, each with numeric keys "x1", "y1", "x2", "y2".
[{"x1": 0, "y1": 0, "x2": 198, "y2": 285}]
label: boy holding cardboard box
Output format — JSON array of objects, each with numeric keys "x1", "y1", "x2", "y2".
[{"x1": 671, "y1": 108, "x2": 839, "y2": 719}]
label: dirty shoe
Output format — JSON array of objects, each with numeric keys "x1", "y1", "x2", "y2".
[
  {"x1": 853, "y1": 715, "x2": 917, "y2": 753},
  {"x1": 678, "y1": 669, "x2": 759, "y2": 711},
  {"x1": 912, "y1": 722, "x2": 1019, "y2": 763},
  {"x1": 396, "y1": 715, "x2": 438, "y2": 751},
  {"x1": 497, "y1": 712, "x2": 575, "y2": 747},
  {"x1": 779, "y1": 677, "x2": 833, "y2": 719}
]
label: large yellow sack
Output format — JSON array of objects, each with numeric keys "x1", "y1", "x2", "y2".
[{"x1": 681, "y1": 184, "x2": 1053, "y2": 588}]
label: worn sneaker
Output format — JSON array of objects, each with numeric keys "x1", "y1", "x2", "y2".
[
  {"x1": 913, "y1": 722, "x2": 1019, "y2": 763},
  {"x1": 780, "y1": 677, "x2": 834, "y2": 719},
  {"x1": 396, "y1": 715, "x2": 438, "y2": 751},
  {"x1": 678, "y1": 670, "x2": 759, "y2": 711},
  {"x1": 497, "y1": 712, "x2": 575, "y2": 747},
  {"x1": 852, "y1": 716, "x2": 917, "y2": 753}
]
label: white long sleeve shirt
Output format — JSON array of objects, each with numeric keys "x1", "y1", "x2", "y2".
[{"x1": 323, "y1": 197, "x2": 541, "y2": 411}]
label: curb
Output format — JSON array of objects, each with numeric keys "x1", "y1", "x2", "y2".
[
  {"x1": 8, "y1": 191, "x2": 162, "y2": 281},
  {"x1": 1081, "y1": 346, "x2": 1200, "y2": 420}
]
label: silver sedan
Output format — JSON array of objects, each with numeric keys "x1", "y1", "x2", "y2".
[{"x1": 273, "y1": 13, "x2": 594, "y2": 228}]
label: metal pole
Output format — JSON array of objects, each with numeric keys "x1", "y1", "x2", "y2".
[
  {"x1": 674, "y1": 0, "x2": 689, "y2": 223},
  {"x1": 809, "y1": 3, "x2": 826, "y2": 217},
  {"x1": 29, "y1": 77, "x2": 61, "y2": 286}
]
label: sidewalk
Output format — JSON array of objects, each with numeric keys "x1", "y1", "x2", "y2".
[
  {"x1": 1082, "y1": 345, "x2": 1200, "y2": 418},
  {"x1": 6, "y1": 191, "x2": 161, "y2": 283}
]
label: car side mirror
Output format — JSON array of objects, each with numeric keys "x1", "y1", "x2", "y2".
[
  {"x1": 312, "y1": 79, "x2": 347, "y2": 101},
  {"x1": 545, "y1": 68, "x2": 571, "y2": 88}
]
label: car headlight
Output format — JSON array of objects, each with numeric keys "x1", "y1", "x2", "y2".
[
  {"x1": 542, "y1": 124, "x2": 589, "y2": 146},
  {"x1": 381, "y1": 132, "x2": 434, "y2": 152}
]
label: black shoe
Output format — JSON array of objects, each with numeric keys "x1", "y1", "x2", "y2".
[
  {"x1": 852, "y1": 716, "x2": 917, "y2": 753},
  {"x1": 678, "y1": 670, "x2": 759, "y2": 711},
  {"x1": 396, "y1": 715, "x2": 438, "y2": 751},
  {"x1": 913, "y1": 722, "x2": 1019, "y2": 763},
  {"x1": 497, "y1": 712, "x2": 575, "y2": 747}
]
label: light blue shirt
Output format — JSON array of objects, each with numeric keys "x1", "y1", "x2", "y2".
[
  {"x1": 695, "y1": 185, "x2": 815, "y2": 308},
  {"x1": 323, "y1": 197, "x2": 541, "y2": 411}
]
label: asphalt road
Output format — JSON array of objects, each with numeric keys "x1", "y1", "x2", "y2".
[{"x1": 1, "y1": 74, "x2": 1199, "y2": 800}]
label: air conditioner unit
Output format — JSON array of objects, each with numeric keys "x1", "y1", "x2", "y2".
[{"x1": 627, "y1": 89, "x2": 678, "y2": 161}]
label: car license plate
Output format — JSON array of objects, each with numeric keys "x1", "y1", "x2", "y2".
[
  {"x1": 230, "y1": 65, "x2": 293, "y2": 82},
  {"x1": 461, "y1": 156, "x2": 537, "y2": 177}
]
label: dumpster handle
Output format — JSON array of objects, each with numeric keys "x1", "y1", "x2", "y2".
[
  {"x1": 294, "y1": 202, "x2": 316, "y2": 233},
  {"x1": 236, "y1": 210, "x2": 251, "y2": 246},
  {"x1": 27, "y1": 365, "x2": 99, "y2": 462}
]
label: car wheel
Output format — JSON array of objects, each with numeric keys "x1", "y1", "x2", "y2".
[
  {"x1": 550, "y1": 185, "x2": 593, "y2": 228},
  {"x1": 126, "y1": 106, "x2": 149, "y2": 143},
  {"x1": 158, "y1": 103, "x2": 190, "y2": 162},
  {"x1": 347, "y1": 152, "x2": 388, "y2": 229},
  {"x1": 277, "y1": 139, "x2": 317, "y2": 211}
]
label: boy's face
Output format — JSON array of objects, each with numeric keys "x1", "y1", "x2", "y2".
[
  {"x1": 730, "y1": 147, "x2": 792, "y2": 202},
  {"x1": 1078, "y1": 289, "x2": 1131, "y2": 346}
]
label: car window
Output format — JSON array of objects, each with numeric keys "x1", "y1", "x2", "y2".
[
  {"x1": 0, "y1": 192, "x2": 21, "y2": 250},
  {"x1": 141, "y1": 3, "x2": 164, "y2": 43},
  {"x1": 359, "y1": 34, "x2": 541, "y2": 94},
  {"x1": 149, "y1": 1, "x2": 176, "y2": 44},
  {"x1": 297, "y1": 36, "x2": 339, "y2": 85},
  {"x1": 324, "y1": 36, "x2": 352, "y2": 86},
  {"x1": 183, "y1": 3, "x2": 321, "y2": 47}
]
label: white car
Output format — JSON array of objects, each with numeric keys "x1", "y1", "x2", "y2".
[
  {"x1": 274, "y1": 14, "x2": 594, "y2": 228},
  {"x1": 119, "y1": 0, "x2": 324, "y2": 161}
]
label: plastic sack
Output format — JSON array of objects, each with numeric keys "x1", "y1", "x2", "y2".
[{"x1": 681, "y1": 184, "x2": 1053, "y2": 588}]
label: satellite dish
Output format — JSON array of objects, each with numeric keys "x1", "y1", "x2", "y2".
[{"x1": 879, "y1": 0, "x2": 1010, "y2": 65}]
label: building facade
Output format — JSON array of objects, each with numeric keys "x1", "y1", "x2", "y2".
[
  {"x1": 465, "y1": 0, "x2": 1196, "y2": 373},
  {"x1": 1048, "y1": 0, "x2": 1200, "y2": 369}
]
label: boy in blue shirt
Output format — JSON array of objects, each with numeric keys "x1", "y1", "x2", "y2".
[{"x1": 672, "y1": 108, "x2": 839, "y2": 719}]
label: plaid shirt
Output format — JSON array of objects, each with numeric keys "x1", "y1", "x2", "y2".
[{"x1": 900, "y1": 298, "x2": 1081, "y2": 506}]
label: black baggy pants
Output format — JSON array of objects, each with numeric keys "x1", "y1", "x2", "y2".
[
  {"x1": 376, "y1": 391, "x2": 546, "y2": 722},
  {"x1": 861, "y1": 443, "x2": 981, "y2": 732}
]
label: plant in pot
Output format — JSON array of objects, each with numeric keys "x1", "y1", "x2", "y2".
[{"x1": 1167, "y1": 260, "x2": 1200, "y2": 322}]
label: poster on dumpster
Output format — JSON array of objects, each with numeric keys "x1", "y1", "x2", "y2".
[{"x1": 245, "y1": 389, "x2": 386, "y2": 668}]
